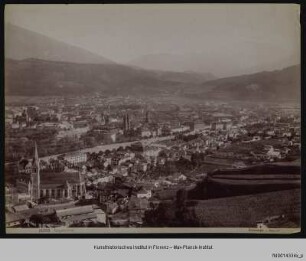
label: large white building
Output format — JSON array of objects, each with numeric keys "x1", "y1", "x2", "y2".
[{"x1": 64, "y1": 152, "x2": 88, "y2": 165}]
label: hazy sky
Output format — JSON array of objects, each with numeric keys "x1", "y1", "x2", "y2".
[{"x1": 5, "y1": 4, "x2": 300, "y2": 77}]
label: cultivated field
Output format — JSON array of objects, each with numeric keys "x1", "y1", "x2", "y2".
[{"x1": 188, "y1": 188, "x2": 300, "y2": 227}]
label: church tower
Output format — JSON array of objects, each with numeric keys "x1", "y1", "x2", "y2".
[
  {"x1": 123, "y1": 112, "x2": 130, "y2": 132},
  {"x1": 31, "y1": 142, "x2": 41, "y2": 201},
  {"x1": 145, "y1": 111, "x2": 151, "y2": 124}
]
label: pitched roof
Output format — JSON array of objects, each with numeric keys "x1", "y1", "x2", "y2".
[
  {"x1": 60, "y1": 212, "x2": 97, "y2": 223},
  {"x1": 40, "y1": 171, "x2": 84, "y2": 186},
  {"x1": 56, "y1": 205, "x2": 93, "y2": 218},
  {"x1": 13, "y1": 204, "x2": 29, "y2": 212},
  {"x1": 6, "y1": 212, "x2": 25, "y2": 223}
]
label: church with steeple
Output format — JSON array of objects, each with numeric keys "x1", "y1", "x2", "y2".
[
  {"x1": 31, "y1": 142, "x2": 40, "y2": 201},
  {"x1": 16, "y1": 142, "x2": 86, "y2": 203}
]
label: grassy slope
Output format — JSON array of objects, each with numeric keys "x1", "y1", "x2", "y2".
[{"x1": 188, "y1": 189, "x2": 300, "y2": 227}]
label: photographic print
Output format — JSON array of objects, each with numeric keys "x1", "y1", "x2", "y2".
[{"x1": 4, "y1": 4, "x2": 301, "y2": 234}]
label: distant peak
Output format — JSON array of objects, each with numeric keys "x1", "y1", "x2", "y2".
[{"x1": 5, "y1": 23, "x2": 115, "y2": 65}]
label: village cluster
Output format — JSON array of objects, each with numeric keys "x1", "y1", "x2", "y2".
[{"x1": 5, "y1": 96, "x2": 300, "y2": 228}]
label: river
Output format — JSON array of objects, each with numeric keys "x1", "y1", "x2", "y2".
[{"x1": 40, "y1": 135, "x2": 174, "y2": 161}]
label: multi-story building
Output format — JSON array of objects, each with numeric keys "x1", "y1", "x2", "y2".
[{"x1": 64, "y1": 152, "x2": 88, "y2": 165}]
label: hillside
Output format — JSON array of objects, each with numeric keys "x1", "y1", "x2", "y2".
[
  {"x1": 128, "y1": 53, "x2": 216, "y2": 80},
  {"x1": 144, "y1": 189, "x2": 300, "y2": 228},
  {"x1": 5, "y1": 24, "x2": 300, "y2": 100},
  {"x1": 5, "y1": 58, "x2": 300, "y2": 101},
  {"x1": 184, "y1": 65, "x2": 300, "y2": 101},
  {"x1": 188, "y1": 163, "x2": 301, "y2": 200},
  {"x1": 5, "y1": 24, "x2": 215, "y2": 96},
  {"x1": 188, "y1": 189, "x2": 300, "y2": 227},
  {"x1": 5, "y1": 23, "x2": 114, "y2": 65},
  {"x1": 5, "y1": 58, "x2": 208, "y2": 96}
]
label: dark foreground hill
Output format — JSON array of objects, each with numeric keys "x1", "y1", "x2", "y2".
[
  {"x1": 188, "y1": 163, "x2": 301, "y2": 200},
  {"x1": 144, "y1": 189, "x2": 300, "y2": 228},
  {"x1": 143, "y1": 163, "x2": 301, "y2": 227}
]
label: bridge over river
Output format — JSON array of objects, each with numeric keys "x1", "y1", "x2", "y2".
[{"x1": 40, "y1": 135, "x2": 174, "y2": 162}]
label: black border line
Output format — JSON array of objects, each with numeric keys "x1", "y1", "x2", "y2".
[{"x1": 0, "y1": 0, "x2": 304, "y2": 239}]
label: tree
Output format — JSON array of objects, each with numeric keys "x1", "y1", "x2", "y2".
[
  {"x1": 176, "y1": 189, "x2": 188, "y2": 209},
  {"x1": 106, "y1": 165, "x2": 112, "y2": 172},
  {"x1": 175, "y1": 188, "x2": 188, "y2": 226},
  {"x1": 19, "y1": 158, "x2": 29, "y2": 169},
  {"x1": 117, "y1": 146, "x2": 124, "y2": 152},
  {"x1": 143, "y1": 203, "x2": 171, "y2": 227},
  {"x1": 158, "y1": 150, "x2": 167, "y2": 158}
]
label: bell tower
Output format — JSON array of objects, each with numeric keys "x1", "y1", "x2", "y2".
[{"x1": 31, "y1": 142, "x2": 41, "y2": 201}]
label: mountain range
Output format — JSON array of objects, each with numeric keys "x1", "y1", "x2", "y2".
[
  {"x1": 5, "y1": 23, "x2": 114, "y2": 65},
  {"x1": 127, "y1": 51, "x2": 298, "y2": 78},
  {"x1": 5, "y1": 24, "x2": 300, "y2": 101},
  {"x1": 185, "y1": 65, "x2": 300, "y2": 102},
  {"x1": 5, "y1": 58, "x2": 211, "y2": 96}
]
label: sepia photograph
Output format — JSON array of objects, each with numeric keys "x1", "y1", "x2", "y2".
[{"x1": 4, "y1": 4, "x2": 301, "y2": 234}]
